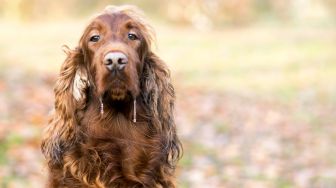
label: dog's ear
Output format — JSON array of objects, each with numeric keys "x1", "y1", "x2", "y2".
[
  {"x1": 141, "y1": 52, "x2": 182, "y2": 167},
  {"x1": 56, "y1": 46, "x2": 90, "y2": 114},
  {"x1": 41, "y1": 47, "x2": 89, "y2": 166}
]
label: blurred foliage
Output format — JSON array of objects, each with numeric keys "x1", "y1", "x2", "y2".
[{"x1": 0, "y1": 0, "x2": 335, "y2": 27}]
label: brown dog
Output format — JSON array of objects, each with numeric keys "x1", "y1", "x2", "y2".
[{"x1": 41, "y1": 5, "x2": 182, "y2": 188}]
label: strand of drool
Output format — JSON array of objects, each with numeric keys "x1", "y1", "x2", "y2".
[
  {"x1": 133, "y1": 99, "x2": 137, "y2": 123},
  {"x1": 99, "y1": 97, "x2": 136, "y2": 122},
  {"x1": 99, "y1": 97, "x2": 104, "y2": 115}
]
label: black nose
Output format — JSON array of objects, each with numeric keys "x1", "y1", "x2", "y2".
[{"x1": 103, "y1": 52, "x2": 128, "y2": 71}]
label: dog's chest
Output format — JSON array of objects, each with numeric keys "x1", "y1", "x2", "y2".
[{"x1": 78, "y1": 112, "x2": 161, "y2": 183}]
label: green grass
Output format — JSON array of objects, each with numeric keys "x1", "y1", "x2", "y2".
[{"x1": 0, "y1": 133, "x2": 24, "y2": 165}]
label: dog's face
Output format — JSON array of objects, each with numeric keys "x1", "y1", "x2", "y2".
[{"x1": 80, "y1": 9, "x2": 151, "y2": 101}]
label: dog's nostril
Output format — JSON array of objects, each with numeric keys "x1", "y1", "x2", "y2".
[
  {"x1": 118, "y1": 58, "x2": 127, "y2": 65},
  {"x1": 105, "y1": 58, "x2": 113, "y2": 65}
]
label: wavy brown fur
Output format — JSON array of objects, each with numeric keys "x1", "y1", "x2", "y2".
[{"x1": 41, "y1": 5, "x2": 182, "y2": 188}]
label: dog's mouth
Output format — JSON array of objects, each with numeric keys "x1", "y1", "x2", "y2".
[
  {"x1": 96, "y1": 63, "x2": 140, "y2": 102},
  {"x1": 105, "y1": 79, "x2": 128, "y2": 101}
]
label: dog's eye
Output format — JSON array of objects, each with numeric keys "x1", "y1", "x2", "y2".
[
  {"x1": 128, "y1": 33, "x2": 138, "y2": 40},
  {"x1": 89, "y1": 35, "x2": 100, "y2": 42}
]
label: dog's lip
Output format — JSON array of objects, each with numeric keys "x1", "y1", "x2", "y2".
[
  {"x1": 109, "y1": 78, "x2": 126, "y2": 88},
  {"x1": 105, "y1": 69, "x2": 127, "y2": 81},
  {"x1": 100, "y1": 80, "x2": 127, "y2": 100},
  {"x1": 100, "y1": 88, "x2": 128, "y2": 101}
]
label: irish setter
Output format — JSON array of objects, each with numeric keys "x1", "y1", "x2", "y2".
[{"x1": 41, "y1": 5, "x2": 182, "y2": 188}]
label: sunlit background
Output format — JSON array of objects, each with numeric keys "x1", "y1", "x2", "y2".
[{"x1": 0, "y1": 0, "x2": 336, "y2": 187}]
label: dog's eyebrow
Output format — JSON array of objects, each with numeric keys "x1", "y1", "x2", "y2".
[
  {"x1": 87, "y1": 21, "x2": 103, "y2": 30},
  {"x1": 88, "y1": 25, "x2": 100, "y2": 30},
  {"x1": 125, "y1": 21, "x2": 139, "y2": 29}
]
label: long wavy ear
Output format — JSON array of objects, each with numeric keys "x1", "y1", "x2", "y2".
[
  {"x1": 141, "y1": 52, "x2": 182, "y2": 167},
  {"x1": 41, "y1": 46, "x2": 89, "y2": 166}
]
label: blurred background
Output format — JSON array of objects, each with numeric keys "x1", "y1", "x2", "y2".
[{"x1": 0, "y1": 0, "x2": 336, "y2": 187}]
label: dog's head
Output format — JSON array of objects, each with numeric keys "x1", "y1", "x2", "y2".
[{"x1": 75, "y1": 5, "x2": 154, "y2": 102}]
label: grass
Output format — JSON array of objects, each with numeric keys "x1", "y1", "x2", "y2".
[{"x1": 0, "y1": 133, "x2": 24, "y2": 165}]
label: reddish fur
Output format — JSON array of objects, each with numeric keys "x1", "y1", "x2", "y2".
[{"x1": 41, "y1": 5, "x2": 182, "y2": 188}]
